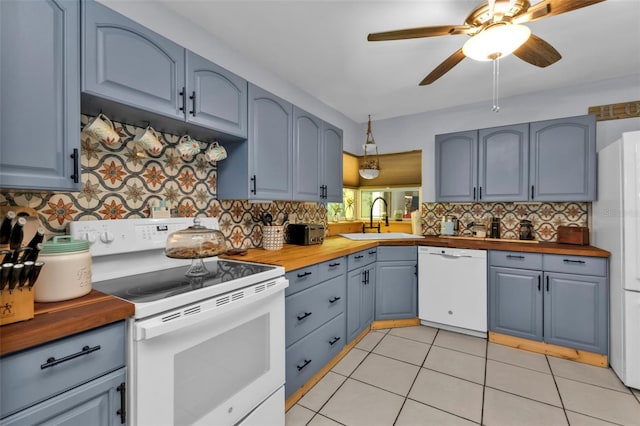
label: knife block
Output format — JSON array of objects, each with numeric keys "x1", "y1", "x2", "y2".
[{"x1": 0, "y1": 288, "x2": 34, "y2": 326}]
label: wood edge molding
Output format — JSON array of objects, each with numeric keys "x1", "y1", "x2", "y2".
[
  {"x1": 489, "y1": 332, "x2": 608, "y2": 368},
  {"x1": 371, "y1": 317, "x2": 420, "y2": 330},
  {"x1": 588, "y1": 100, "x2": 640, "y2": 122},
  {"x1": 285, "y1": 326, "x2": 371, "y2": 411}
]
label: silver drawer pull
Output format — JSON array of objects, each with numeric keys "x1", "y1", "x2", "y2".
[
  {"x1": 297, "y1": 311, "x2": 312, "y2": 321},
  {"x1": 40, "y1": 345, "x2": 101, "y2": 369},
  {"x1": 296, "y1": 359, "x2": 312, "y2": 371}
]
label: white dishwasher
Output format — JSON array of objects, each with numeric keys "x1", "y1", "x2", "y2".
[{"x1": 418, "y1": 246, "x2": 487, "y2": 337}]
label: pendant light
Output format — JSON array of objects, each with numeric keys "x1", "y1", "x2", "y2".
[{"x1": 359, "y1": 115, "x2": 380, "y2": 179}]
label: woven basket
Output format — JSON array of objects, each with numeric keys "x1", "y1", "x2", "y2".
[{"x1": 262, "y1": 225, "x2": 283, "y2": 250}]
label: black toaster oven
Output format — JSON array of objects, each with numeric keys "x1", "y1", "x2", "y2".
[{"x1": 287, "y1": 223, "x2": 325, "y2": 245}]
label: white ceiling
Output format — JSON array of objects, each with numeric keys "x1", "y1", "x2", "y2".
[{"x1": 158, "y1": 0, "x2": 640, "y2": 123}]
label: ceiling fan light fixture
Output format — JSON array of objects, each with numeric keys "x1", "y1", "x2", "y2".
[
  {"x1": 462, "y1": 23, "x2": 531, "y2": 61},
  {"x1": 359, "y1": 115, "x2": 381, "y2": 180}
]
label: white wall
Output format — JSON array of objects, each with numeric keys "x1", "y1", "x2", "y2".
[
  {"x1": 361, "y1": 74, "x2": 640, "y2": 201},
  {"x1": 96, "y1": 0, "x2": 362, "y2": 150}
]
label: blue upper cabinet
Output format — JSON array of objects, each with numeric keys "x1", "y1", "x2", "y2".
[
  {"x1": 82, "y1": 1, "x2": 247, "y2": 139},
  {"x1": 435, "y1": 130, "x2": 478, "y2": 202},
  {"x1": 293, "y1": 107, "x2": 322, "y2": 201},
  {"x1": 82, "y1": 0, "x2": 184, "y2": 120},
  {"x1": 529, "y1": 115, "x2": 596, "y2": 202},
  {"x1": 321, "y1": 123, "x2": 344, "y2": 202},
  {"x1": 0, "y1": 0, "x2": 81, "y2": 191},
  {"x1": 478, "y1": 123, "x2": 529, "y2": 202},
  {"x1": 185, "y1": 51, "x2": 247, "y2": 138},
  {"x1": 248, "y1": 84, "x2": 293, "y2": 200}
]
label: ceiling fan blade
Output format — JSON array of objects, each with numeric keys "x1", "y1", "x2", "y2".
[
  {"x1": 515, "y1": 0, "x2": 606, "y2": 23},
  {"x1": 419, "y1": 48, "x2": 466, "y2": 86},
  {"x1": 513, "y1": 34, "x2": 561, "y2": 67},
  {"x1": 368, "y1": 25, "x2": 473, "y2": 42}
]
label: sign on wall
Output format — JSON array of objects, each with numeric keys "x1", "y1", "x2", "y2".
[{"x1": 588, "y1": 100, "x2": 640, "y2": 121}]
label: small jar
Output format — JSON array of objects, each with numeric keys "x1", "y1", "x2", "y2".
[{"x1": 35, "y1": 236, "x2": 91, "y2": 302}]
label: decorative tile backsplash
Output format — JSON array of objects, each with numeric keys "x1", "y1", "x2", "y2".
[
  {"x1": 0, "y1": 115, "x2": 326, "y2": 249},
  {"x1": 420, "y1": 202, "x2": 589, "y2": 242}
]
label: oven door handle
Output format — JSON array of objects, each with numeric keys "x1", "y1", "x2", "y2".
[{"x1": 133, "y1": 278, "x2": 288, "y2": 341}]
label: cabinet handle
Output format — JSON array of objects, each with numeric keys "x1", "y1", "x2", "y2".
[
  {"x1": 328, "y1": 262, "x2": 341, "y2": 267},
  {"x1": 297, "y1": 311, "x2": 312, "y2": 321},
  {"x1": 479, "y1": 186, "x2": 482, "y2": 200},
  {"x1": 70, "y1": 148, "x2": 79, "y2": 183},
  {"x1": 368, "y1": 250, "x2": 376, "y2": 255},
  {"x1": 415, "y1": 264, "x2": 418, "y2": 276},
  {"x1": 354, "y1": 255, "x2": 364, "y2": 259},
  {"x1": 329, "y1": 296, "x2": 341, "y2": 304},
  {"x1": 538, "y1": 275, "x2": 541, "y2": 291},
  {"x1": 324, "y1": 185, "x2": 328, "y2": 199},
  {"x1": 506, "y1": 255, "x2": 525, "y2": 259},
  {"x1": 546, "y1": 275, "x2": 549, "y2": 292},
  {"x1": 473, "y1": 187, "x2": 477, "y2": 200},
  {"x1": 563, "y1": 259, "x2": 586, "y2": 264},
  {"x1": 297, "y1": 271, "x2": 312, "y2": 278},
  {"x1": 189, "y1": 91, "x2": 196, "y2": 116},
  {"x1": 329, "y1": 336, "x2": 341, "y2": 346},
  {"x1": 40, "y1": 344, "x2": 101, "y2": 369},
  {"x1": 531, "y1": 185, "x2": 535, "y2": 199},
  {"x1": 179, "y1": 87, "x2": 186, "y2": 112},
  {"x1": 250, "y1": 175, "x2": 257, "y2": 195},
  {"x1": 296, "y1": 359, "x2": 312, "y2": 371},
  {"x1": 117, "y1": 383, "x2": 126, "y2": 424}
]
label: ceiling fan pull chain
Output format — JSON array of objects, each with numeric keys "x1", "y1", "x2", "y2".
[{"x1": 492, "y1": 57, "x2": 500, "y2": 113}]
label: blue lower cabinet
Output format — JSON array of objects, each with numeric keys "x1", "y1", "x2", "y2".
[{"x1": 285, "y1": 313, "x2": 345, "y2": 398}]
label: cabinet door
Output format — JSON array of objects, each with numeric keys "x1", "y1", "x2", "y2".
[
  {"x1": 529, "y1": 115, "x2": 596, "y2": 201},
  {"x1": 489, "y1": 267, "x2": 543, "y2": 341},
  {"x1": 185, "y1": 50, "x2": 247, "y2": 138},
  {"x1": 347, "y1": 268, "x2": 364, "y2": 342},
  {"x1": 544, "y1": 272, "x2": 608, "y2": 354},
  {"x1": 82, "y1": 0, "x2": 185, "y2": 120},
  {"x1": 375, "y1": 261, "x2": 417, "y2": 320},
  {"x1": 0, "y1": 0, "x2": 80, "y2": 191},
  {"x1": 478, "y1": 124, "x2": 529, "y2": 202},
  {"x1": 1, "y1": 368, "x2": 125, "y2": 426},
  {"x1": 435, "y1": 130, "x2": 478, "y2": 202},
  {"x1": 292, "y1": 107, "x2": 322, "y2": 201},
  {"x1": 248, "y1": 84, "x2": 293, "y2": 200},
  {"x1": 321, "y1": 123, "x2": 344, "y2": 202}
]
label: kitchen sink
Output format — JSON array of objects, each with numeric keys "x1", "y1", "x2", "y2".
[{"x1": 339, "y1": 232, "x2": 424, "y2": 240}]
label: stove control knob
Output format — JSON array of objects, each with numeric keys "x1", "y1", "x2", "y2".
[
  {"x1": 100, "y1": 231, "x2": 115, "y2": 244},
  {"x1": 84, "y1": 232, "x2": 97, "y2": 243}
]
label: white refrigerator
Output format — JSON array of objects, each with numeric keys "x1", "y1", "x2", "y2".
[{"x1": 592, "y1": 131, "x2": 640, "y2": 389}]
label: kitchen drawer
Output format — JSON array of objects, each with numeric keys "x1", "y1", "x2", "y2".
[
  {"x1": 543, "y1": 254, "x2": 607, "y2": 277},
  {"x1": 489, "y1": 250, "x2": 543, "y2": 270},
  {"x1": 285, "y1": 313, "x2": 346, "y2": 398},
  {"x1": 348, "y1": 249, "x2": 377, "y2": 271},
  {"x1": 377, "y1": 246, "x2": 417, "y2": 262},
  {"x1": 285, "y1": 264, "x2": 320, "y2": 296},
  {"x1": 285, "y1": 275, "x2": 346, "y2": 347},
  {"x1": 0, "y1": 321, "x2": 125, "y2": 419},
  {"x1": 317, "y1": 257, "x2": 346, "y2": 283}
]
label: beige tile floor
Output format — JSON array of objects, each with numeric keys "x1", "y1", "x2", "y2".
[{"x1": 285, "y1": 326, "x2": 640, "y2": 426}]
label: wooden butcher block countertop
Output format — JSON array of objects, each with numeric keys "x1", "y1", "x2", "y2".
[
  {"x1": 222, "y1": 235, "x2": 609, "y2": 271},
  {"x1": 0, "y1": 290, "x2": 134, "y2": 356}
]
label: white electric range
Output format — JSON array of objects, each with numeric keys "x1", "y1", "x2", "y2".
[{"x1": 69, "y1": 217, "x2": 288, "y2": 426}]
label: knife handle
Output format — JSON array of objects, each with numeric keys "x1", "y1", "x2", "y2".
[
  {"x1": 9, "y1": 264, "x2": 23, "y2": 291},
  {"x1": 0, "y1": 211, "x2": 16, "y2": 245},
  {"x1": 20, "y1": 261, "x2": 34, "y2": 288},
  {"x1": 9, "y1": 217, "x2": 26, "y2": 250},
  {"x1": 28, "y1": 262, "x2": 44, "y2": 290},
  {"x1": 27, "y1": 227, "x2": 45, "y2": 250}
]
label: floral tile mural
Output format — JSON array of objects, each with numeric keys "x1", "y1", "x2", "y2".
[
  {"x1": 420, "y1": 201, "x2": 589, "y2": 242},
  {"x1": 0, "y1": 115, "x2": 326, "y2": 249}
]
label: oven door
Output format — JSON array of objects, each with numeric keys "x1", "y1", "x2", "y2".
[{"x1": 128, "y1": 278, "x2": 287, "y2": 426}]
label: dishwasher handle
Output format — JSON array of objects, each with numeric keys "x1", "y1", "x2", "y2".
[{"x1": 428, "y1": 252, "x2": 473, "y2": 259}]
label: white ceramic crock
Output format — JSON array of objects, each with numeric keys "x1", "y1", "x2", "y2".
[{"x1": 34, "y1": 236, "x2": 92, "y2": 302}]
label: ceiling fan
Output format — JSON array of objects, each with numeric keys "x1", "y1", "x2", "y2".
[{"x1": 367, "y1": 0, "x2": 606, "y2": 86}]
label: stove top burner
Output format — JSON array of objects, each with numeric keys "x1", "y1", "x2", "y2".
[{"x1": 94, "y1": 260, "x2": 275, "y2": 304}]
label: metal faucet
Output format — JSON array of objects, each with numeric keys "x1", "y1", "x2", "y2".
[{"x1": 371, "y1": 197, "x2": 389, "y2": 230}]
